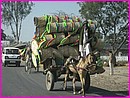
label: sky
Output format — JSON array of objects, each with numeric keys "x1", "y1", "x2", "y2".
[{"x1": 2, "y1": 1, "x2": 81, "y2": 42}]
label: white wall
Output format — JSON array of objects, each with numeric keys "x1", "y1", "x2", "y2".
[{"x1": 101, "y1": 56, "x2": 128, "y2": 62}]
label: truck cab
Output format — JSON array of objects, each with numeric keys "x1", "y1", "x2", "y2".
[{"x1": 2, "y1": 47, "x2": 21, "y2": 67}]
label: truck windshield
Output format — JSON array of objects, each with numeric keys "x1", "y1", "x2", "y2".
[{"x1": 6, "y1": 49, "x2": 19, "y2": 54}]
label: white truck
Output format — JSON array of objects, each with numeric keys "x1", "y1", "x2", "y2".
[{"x1": 2, "y1": 47, "x2": 21, "y2": 67}]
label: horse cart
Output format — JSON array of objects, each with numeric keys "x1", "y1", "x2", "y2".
[
  {"x1": 24, "y1": 15, "x2": 105, "y2": 95},
  {"x1": 29, "y1": 39, "x2": 91, "y2": 91}
]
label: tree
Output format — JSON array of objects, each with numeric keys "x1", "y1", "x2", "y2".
[
  {"x1": 78, "y1": 2, "x2": 128, "y2": 55},
  {"x1": 6, "y1": 35, "x2": 15, "y2": 44},
  {"x1": 2, "y1": 1, "x2": 34, "y2": 43},
  {"x1": 78, "y1": 2, "x2": 104, "y2": 19},
  {"x1": 1, "y1": 29, "x2": 6, "y2": 40},
  {"x1": 51, "y1": 10, "x2": 75, "y2": 18},
  {"x1": 78, "y1": 2, "x2": 128, "y2": 38},
  {"x1": 78, "y1": 2, "x2": 128, "y2": 75}
]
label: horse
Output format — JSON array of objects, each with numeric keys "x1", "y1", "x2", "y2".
[{"x1": 63, "y1": 52, "x2": 97, "y2": 96}]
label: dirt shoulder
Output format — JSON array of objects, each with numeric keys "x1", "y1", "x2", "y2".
[{"x1": 90, "y1": 66, "x2": 129, "y2": 96}]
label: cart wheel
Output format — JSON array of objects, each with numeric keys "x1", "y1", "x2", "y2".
[
  {"x1": 36, "y1": 65, "x2": 39, "y2": 72},
  {"x1": 25, "y1": 65, "x2": 28, "y2": 72},
  {"x1": 85, "y1": 72, "x2": 90, "y2": 91},
  {"x1": 46, "y1": 71, "x2": 54, "y2": 91},
  {"x1": 27, "y1": 59, "x2": 32, "y2": 74},
  {"x1": 25, "y1": 59, "x2": 32, "y2": 74}
]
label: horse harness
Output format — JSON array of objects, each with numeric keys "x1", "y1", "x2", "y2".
[{"x1": 65, "y1": 57, "x2": 95, "y2": 72}]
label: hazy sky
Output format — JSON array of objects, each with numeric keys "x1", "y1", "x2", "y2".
[{"x1": 2, "y1": 1, "x2": 81, "y2": 42}]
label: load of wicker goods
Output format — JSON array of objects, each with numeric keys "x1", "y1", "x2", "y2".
[
  {"x1": 31, "y1": 15, "x2": 82, "y2": 68},
  {"x1": 31, "y1": 15, "x2": 104, "y2": 71}
]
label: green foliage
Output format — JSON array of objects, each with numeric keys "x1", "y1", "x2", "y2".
[
  {"x1": 78, "y1": 2, "x2": 128, "y2": 54},
  {"x1": 78, "y1": 2, "x2": 104, "y2": 19}
]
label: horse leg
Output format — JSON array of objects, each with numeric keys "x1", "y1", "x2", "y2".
[
  {"x1": 82, "y1": 75, "x2": 86, "y2": 96},
  {"x1": 63, "y1": 68, "x2": 69, "y2": 90},
  {"x1": 78, "y1": 71, "x2": 84, "y2": 94},
  {"x1": 63, "y1": 73, "x2": 68, "y2": 90},
  {"x1": 72, "y1": 73, "x2": 76, "y2": 95},
  {"x1": 78, "y1": 71, "x2": 87, "y2": 96},
  {"x1": 80, "y1": 72, "x2": 87, "y2": 96}
]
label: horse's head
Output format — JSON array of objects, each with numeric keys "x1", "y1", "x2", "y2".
[
  {"x1": 87, "y1": 52, "x2": 97, "y2": 65},
  {"x1": 82, "y1": 52, "x2": 97, "y2": 71}
]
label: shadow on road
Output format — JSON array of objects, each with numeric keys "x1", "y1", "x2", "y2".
[
  {"x1": 88, "y1": 86, "x2": 128, "y2": 96},
  {"x1": 29, "y1": 71, "x2": 43, "y2": 74},
  {"x1": 3, "y1": 65, "x2": 25, "y2": 67},
  {"x1": 52, "y1": 86, "x2": 128, "y2": 96}
]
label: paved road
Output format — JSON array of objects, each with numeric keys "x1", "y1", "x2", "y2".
[
  {"x1": 2, "y1": 63, "x2": 82, "y2": 96},
  {"x1": 2, "y1": 63, "x2": 128, "y2": 96}
]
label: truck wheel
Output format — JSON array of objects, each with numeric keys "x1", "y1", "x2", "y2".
[
  {"x1": 3, "y1": 63, "x2": 6, "y2": 67},
  {"x1": 3, "y1": 62, "x2": 7, "y2": 67},
  {"x1": 16, "y1": 61, "x2": 20, "y2": 67},
  {"x1": 46, "y1": 71, "x2": 54, "y2": 91},
  {"x1": 85, "y1": 72, "x2": 90, "y2": 91}
]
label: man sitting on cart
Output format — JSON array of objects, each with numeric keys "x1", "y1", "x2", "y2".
[
  {"x1": 64, "y1": 19, "x2": 97, "y2": 66},
  {"x1": 79, "y1": 19, "x2": 97, "y2": 58}
]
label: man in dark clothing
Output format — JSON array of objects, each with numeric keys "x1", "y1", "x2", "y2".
[{"x1": 79, "y1": 20, "x2": 97, "y2": 57}]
